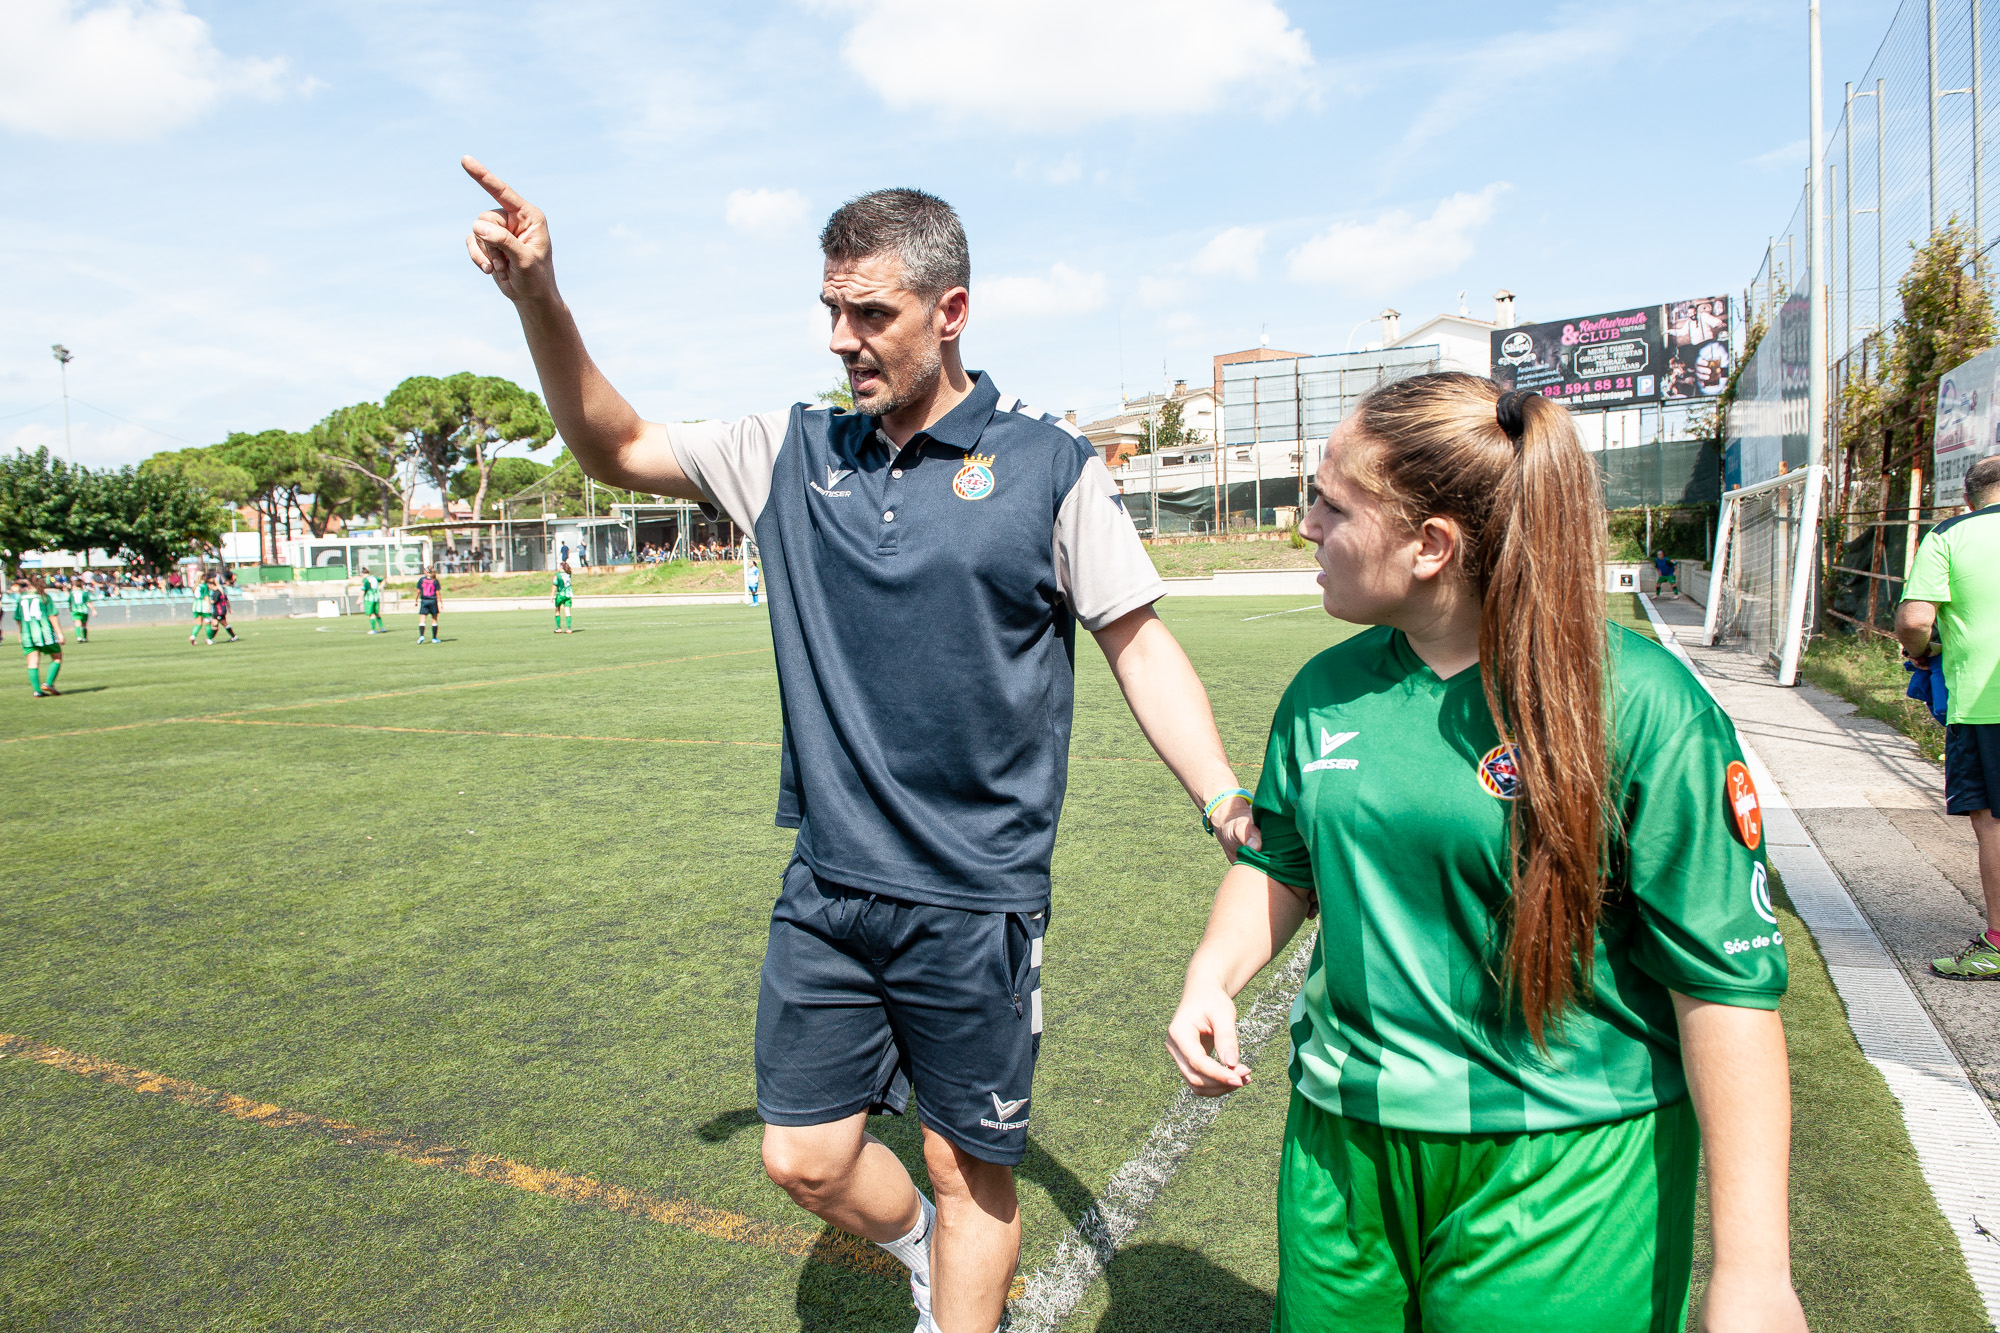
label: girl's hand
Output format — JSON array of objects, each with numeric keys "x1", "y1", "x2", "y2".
[
  {"x1": 1166, "y1": 980, "x2": 1251, "y2": 1096},
  {"x1": 1696, "y1": 1270, "x2": 1807, "y2": 1331}
]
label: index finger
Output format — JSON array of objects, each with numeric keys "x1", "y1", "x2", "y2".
[{"x1": 461, "y1": 155, "x2": 528, "y2": 213}]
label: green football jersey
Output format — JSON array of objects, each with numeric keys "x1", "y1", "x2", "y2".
[
  {"x1": 1237, "y1": 624, "x2": 1786, "y2": 1135},
  {"x1": 15, "y1": 593, "x2": 59, "y2": 648},
  {"x1": 1903, "y1": 504, "x2": 2000, "y2": 723},
  {"x1": 191, "y1": 584, "x2": 212, "y2": 615},
  {"x1": 68, "y1": 588, "x2": 91, "y2": 615},
  {"x1": 362, "y1": 574, "x2": 382, "y2": 600},
  {"x1": 553, "y1": 571, "x2": 572, "y2": 600}
]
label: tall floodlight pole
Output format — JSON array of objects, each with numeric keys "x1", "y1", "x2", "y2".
[
  {"x1": 1783, "y1": 0, "x2": 1830, "y2": 686},
  {"x1": 50, "y1": 345, "x2": 73, "y2": 460},
  {"x1": 1975, "y1": 0, "x2": 1985, "y2": 242},
  {"x1": 1877, "y1": 79, "x2": 1888, "y2": 333}
]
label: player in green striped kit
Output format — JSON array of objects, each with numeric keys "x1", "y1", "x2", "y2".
[
  {"x1": 1168, "y1": 375, "x2": 1802, "y2": 1333},
  {"x1": 189, "y1": 571, "x2": 215, "y2": 644},
  {"x1": 14, "y1": 575, "x2": 65, "y2": 696},
  {"x1": 67, "y1": 581, "x2": 93, "y2": 642},
  {"x1": 552, "y1": 562, "x2": 574, "y2": 633},
  {"x1": 361, "y1": 567, "x2": 384, "y2": 634}
]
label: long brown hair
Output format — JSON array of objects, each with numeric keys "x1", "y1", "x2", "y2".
[{"x1": 1347, "y1": 371, "x2": 1609, "y2": 1045}]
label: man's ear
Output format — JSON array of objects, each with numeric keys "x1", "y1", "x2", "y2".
[
  {"x1": 935, "y1": 287, "x2": 970, "y2": 343},
  {"x1": 1410, "y1": 516, "x2": 1460, "y2": 583}
]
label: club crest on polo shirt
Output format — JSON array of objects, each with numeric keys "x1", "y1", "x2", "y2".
[
  {"x1": 953, "y1": 453, "x2": 996, "y2": 501},
  {"x1": 1724, "y1": 760, "x2": 1762, "y2": 850},
  {"x1": 1477, "y1": 742, "x2": 1522, "y2": 800}
]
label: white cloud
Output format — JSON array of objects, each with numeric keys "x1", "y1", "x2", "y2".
[
  {"x1": 1746, "y1": 138, "x2": 1807, "y2": 169},
  {"x1": 0, "y1": 0, "x2": 293, "y2": 141},
  {"x1": 978, "y1": 263, "x2": 1108, "y2": 318},
  {"x1": 813, "y1": 0, "x2": 1312, "y2": 128},
  {"x1": 725, "y1": 187, "x2": 809, "y2": 235},
  {"x1": 1190, "y1": 226, "x2": 1266, "y2": 281},
  {"x1": 1288, "y1": 185, "x2": 1509, "y2": 294}
]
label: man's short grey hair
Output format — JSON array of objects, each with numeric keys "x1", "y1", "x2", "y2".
[
  {"x1": 820, "y1": 189, "x2": 969, "y2": 304},
  {"x1": 1968, "y1": 453, "x2": 2000, "y2": 508}
]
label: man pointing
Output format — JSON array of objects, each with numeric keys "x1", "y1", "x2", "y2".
[{"x1": 463, "y1": 158, "x2": 1255, "y2": 1333}]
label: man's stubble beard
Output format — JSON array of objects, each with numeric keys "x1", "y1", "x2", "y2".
[{"x1": 851, "y1": 341, "x2": 943, "y2": 418}]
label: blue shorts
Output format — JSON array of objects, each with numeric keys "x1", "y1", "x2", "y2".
[
  {"x1": 1946, "y1": 722, "x2": 2000, "y2": 815},
  {"x1": 755, "y1": 856, "x2": 1047, "y2": 1165}
]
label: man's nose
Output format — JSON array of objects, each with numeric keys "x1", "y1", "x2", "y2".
[{"x1": 828, "y1": 312, "x2": 862, "y2": 355}]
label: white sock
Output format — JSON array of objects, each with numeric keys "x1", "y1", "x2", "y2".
[{"x1": 878, "y1": 1190, "x2": 934, "y2": 1280}]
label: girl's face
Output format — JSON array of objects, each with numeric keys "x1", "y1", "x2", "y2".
[{"x1": 1299, "y1": 420, "x2": 1459, "y2": 627}]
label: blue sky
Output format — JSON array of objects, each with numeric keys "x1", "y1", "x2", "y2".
[{"x1": 1, "y1": 0, "x2": 1897, "y2": 474}]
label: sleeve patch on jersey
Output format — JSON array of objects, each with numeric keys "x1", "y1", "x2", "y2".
[{"x1": 1724, "y1": 760, "x2": 1762, "y2": 850}]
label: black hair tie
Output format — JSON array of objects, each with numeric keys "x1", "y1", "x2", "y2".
[{"x1": 1495, "y1": 389, "x2": 1533, "y2": 450}]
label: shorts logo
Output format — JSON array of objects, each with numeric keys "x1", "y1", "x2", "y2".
[
  {"x1": 1750, "y1": 861, "x2": 1777, "y2": 925},
  {"x1": 1477, "y1": 743, "x2": 1521, "y2": 800},
  {"x1": 1725, "y1": 760, "x2": 1762, "y2": 850},
  {"x1": 980, "y1": 1090, "x2": 1029, "y2": 1130},
  {"x1": 953, "y1": 453, "x2": 996, "y2": 501}
]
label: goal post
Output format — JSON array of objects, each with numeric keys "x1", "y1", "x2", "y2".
[{"x1": 1700, "y1": 464, "x2": 1826, "y2": 685}]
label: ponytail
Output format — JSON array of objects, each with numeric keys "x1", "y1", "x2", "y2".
[{"x1": 1349, "y1": 373, "x2": 1609, "y2": 1046}]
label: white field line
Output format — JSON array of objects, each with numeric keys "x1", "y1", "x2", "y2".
[
  {"x1": 1241, "y1": 605, "x2": 1322, "y2": 622},
  {"x1": 1639, "y1": 593, "x2": 2000, "y2": 1325},
  {"x1": 1007, "y1": 932, "x2": 1316, "y2": 1333}
]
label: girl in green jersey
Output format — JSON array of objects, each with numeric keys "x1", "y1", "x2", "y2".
[
  {"x1": 15, "y1": 574, "x2": 65, "y2": 696},
  {"x1": 1168, "y1": 374, "x2": 1802, "y2": 1332}
]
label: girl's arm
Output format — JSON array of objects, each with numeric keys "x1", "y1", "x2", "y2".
[
  {"x1": 1167, "y1": 863, "x2": 1312, "y2": 1095},
  {"x1": 1673, "y1": 994, "x2": 1807, "y2": 1332}
]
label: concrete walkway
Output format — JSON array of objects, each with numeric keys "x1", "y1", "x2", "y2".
[{"x1": 1648, "y1": 595, "x2": 2000, "y2": 1107}]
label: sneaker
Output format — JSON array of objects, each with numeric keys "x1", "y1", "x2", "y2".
[
  {"x1": 907, "y1": 1193, "x2": 936, "y2": 1329},
  {"x1": 1934, "y1": 934, "x2": 2000, "y2": 978}
]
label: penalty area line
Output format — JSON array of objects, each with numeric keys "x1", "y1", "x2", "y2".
[
  {"x1": 1007, "y1": 930, "x2": 1317, "y2": 1333},
  {"x1": 1240, "y1": 604, "x2": 1322, "y2": 622},
  {"x1": 0, "y1": 1031, "x2": 902, "y2": 1281}
]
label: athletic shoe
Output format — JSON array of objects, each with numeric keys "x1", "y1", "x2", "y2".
[
  {"x1": 908, "y1": 1192, "x2": 935, "y2": 1330},
  {"x1": 42, "y1": 685, "x2": 59, "y2": 696},
  {"x1": 1933, "y1": 935, "x2": 2000, "y2": 978}
]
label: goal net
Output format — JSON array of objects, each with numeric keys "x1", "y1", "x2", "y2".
[{"x1": 1700, "y1": 465, "x2": 1826, "y2": 685}]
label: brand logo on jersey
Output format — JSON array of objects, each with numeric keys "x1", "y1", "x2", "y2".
[
  {"x1": 980, "y1": 1090, "x2": 1030, "y2": 1130},
  {"x1": 809, "y1": 464, "x2": 854, "y2": 499},
  {"x1": 1725, "y1": 760, "x2": 1762, "y2": 850},
  {"x1": 1477, "y1": 742, "x2": 1522, "y2": 800},
  {"x1": 1749, "y1": 861, "x2": 1777, "y2": 924},
  {"x1": 1303, "y1": 727, "x2": 1360, "y2": 773},
  {"x1": 954, "y1": 453, "x2": 997, "y2": 501}
]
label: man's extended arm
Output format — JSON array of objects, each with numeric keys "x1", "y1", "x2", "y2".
[
  {"x1": 461, "y1": 156, "x2": 699, "y2": 499},
  {"x1": 1895, "y1": 598, "x2": 1938, "y2": 663},
  {"x1": 1092, "y1": 605, "x2": 1258, "y2": 859}
]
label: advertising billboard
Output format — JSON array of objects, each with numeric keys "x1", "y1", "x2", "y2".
[
  {"x1": 1491, "y1": 296, "x2": 1732, "y2": 410},
  {"x1": 1933, "y1": 343, "x2": 2000, "y2": 508}
]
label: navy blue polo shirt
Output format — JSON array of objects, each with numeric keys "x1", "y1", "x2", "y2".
[{"x1": 671, "y1": 372, "x2": 1164, "y2": 911}]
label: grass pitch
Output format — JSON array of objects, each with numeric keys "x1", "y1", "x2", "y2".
[{"x1": 0, "y1": 595, "x2": 1986, "y2": 1331}]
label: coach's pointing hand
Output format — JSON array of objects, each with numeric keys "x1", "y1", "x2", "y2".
[{"x1": 462, "y1": 156, "x2": 556, "y2": 305}]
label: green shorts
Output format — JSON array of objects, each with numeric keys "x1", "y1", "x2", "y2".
[
  {"x1": 554, "y1": 597, "x2": 572, "y2": 608},
  {"x1": 1276, "y1": 1091, "x2": 1698, "y2": 1333},
  {"x1": 20, "y1": 637, "x2": 58, "y2": 656}
]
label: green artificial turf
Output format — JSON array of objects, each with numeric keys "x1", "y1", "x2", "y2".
[
  {"x1": 0, "y1": 596, "x2": 1337, "y2": 1331},
  {"x1": 1, "y1": 597, "x2": 1983, "y2": 1332}
]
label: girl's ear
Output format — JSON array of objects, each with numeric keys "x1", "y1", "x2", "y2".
[{"x1": 1410, "y1": 516, "x2": 1461, "y2": 583}]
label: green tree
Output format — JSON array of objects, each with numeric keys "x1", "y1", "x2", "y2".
[
  {"x1": 453, "y1": 455, "x2": 549, "y2": 503},
  {"x1": 446, "y1": 372, "x2": 555, "y2": 549},
  {"x1": 1139, "y1": 396, "x2": 1202, "y2": 454},
  {"x1": 98, "y1": 465, "x2": 224, "y2": 573},
  {"x1": 383, "y1": 375, "x2": 467, "y2": 507},
  {"x1": 0, "y1": 448, "x2": 81, "y2": 576},
  {"x1": 202, "y1": 429, "x2": 315, "y2": 563},
  {"x1": 817, "y1": 377, "x2": 855, "y2": 411},
  {"x1": 312, "y1": 401, "x2": 407, "y2": 527}
]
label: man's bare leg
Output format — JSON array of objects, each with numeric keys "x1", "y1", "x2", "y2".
[
  {"x1": 922, "y1": 1124, "x2": 1019, "y2": 1333},
  {"x1": 1974, "y1": 808, "x2": 2000, "y2": 926},
  {"x1": 761, "y1": 1114, "x2": 922, "y2": 1241}
]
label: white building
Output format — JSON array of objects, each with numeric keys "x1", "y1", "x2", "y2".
[{"x1": 1076, "y1": 379, "x2": 1219, "y2": 467}]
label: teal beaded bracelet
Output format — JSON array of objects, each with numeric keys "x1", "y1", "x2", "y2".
[{"x1": 1201, "y1": 787, "x2": 1255, "y2": 835}]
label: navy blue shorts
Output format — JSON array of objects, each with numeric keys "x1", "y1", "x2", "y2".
[
  {"x1": 755, "y1": 857, "x2": 1047, "y2": 1166},
  {"x1": 1946, "y1": 722, "x2": 2000, "y2": 815},
  {"x1": 418, "y1": 598, "x2": 439, "y2": 617}
]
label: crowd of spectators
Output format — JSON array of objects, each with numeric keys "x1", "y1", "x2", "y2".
[{"x1": 8, "y1": 566, "x2": 236, "y2": 598}]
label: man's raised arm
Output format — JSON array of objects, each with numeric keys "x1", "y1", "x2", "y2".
[{"x1": 461, "y1": 155, "x2": 699, "y2": 500}]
